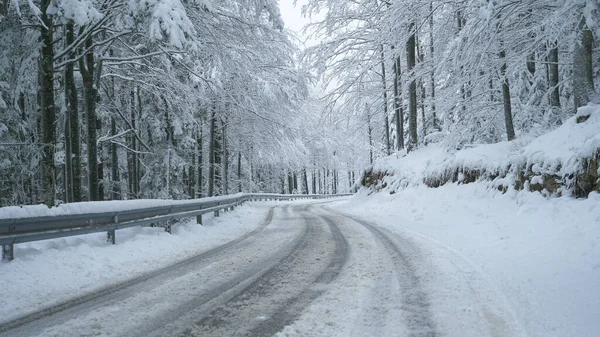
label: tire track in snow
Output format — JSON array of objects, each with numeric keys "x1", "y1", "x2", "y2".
[
  {"x1": 323, "y1": 207, "x2": 438, "y2": 337},
  {"x1": 0, "y1": 206, "x2": 278, "y2": 337},
  {"x1": 177, "y1": 204, "x2": 348, "y2": 337}
]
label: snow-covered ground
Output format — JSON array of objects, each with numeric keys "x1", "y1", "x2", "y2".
[
  {"x1": 0, "y1": 203, "x2": 272, "y2": 323},
  {"x1": 329, "y1": 185, "x2": 600, "y2": 337}
]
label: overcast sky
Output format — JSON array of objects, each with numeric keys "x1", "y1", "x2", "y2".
[{"x1": 279, "y1": 0, "x2": 308, "y2": 33}]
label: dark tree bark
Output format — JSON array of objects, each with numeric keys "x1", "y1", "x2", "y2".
[
  {"x1": 499, "y1": 47, "x2": 516, "y2": 141},
  {"x1": 64, "y1": 81, "x2": 72, "y2": 203},
  {"x1": 135, "y1": 88, "x2": 141, "y2": 195},
  {"x1": 208, "y1": 109, "x2": 216, "y2": 197},
  {"x1": 287, "y1": 171, "x2": 294, "y2": 194},
  {"x1": 317, "y1": 169, "x2": 322, "y2": 194},
  {"x1": 66, "y1": 30, "x2": 81, "y2": 202},
  {"x1": 214, "y1": 118, "x2": 222, "y2": 195},
  {"x1": 237, "y1": 152, "x2": 242, "y2": 192},
  {"x1": 417, "y1": 37, "x2": 427, "y2": 138},
  {"x1": 366, "y1": 105, "x2": 374, "y2": 165},
  {"x1": 325, "y1": 168, "x2": 330, "y2": 194},
  {"x1": 79, "y1": 35, "x2": 99, "y2": 201},
  {"x1": 548, "y1": 41, "x2": 561, "y2": 109},
  {"x1": 380, "y1": 46, "x2": 391, "y2": 155},
  {"x1": 430, "y1": 1, "x2": 439, "y2": 131},
  {"x1": 302, "y1": 169, "x2": 308, "y2": 194},
  {"x1": 64, "y1": 24, "x2": 80, "y2": 202},
  {"x1": 197, "y1": 125, "x2": 203, "y2": 197},
  {"x1": 406, "y1": 23, "x2": 418, "y2": 150},
  {"x1": 332, "y1": 170, "x2": 338, "y2": 194},
  {"x1": 393, "y1": 56, "x2": 404, "y2": 150},
  {"x1": 40, "y1": 0, "x2": 57, "y2": 207},
  {"x1": 110, "y1": 117, "x2": 119, "y2": 200},
  {"x1": 128, "y1": 89, "x2": 138, "y2": 198},
  {"x1": 222, "y1": 119, "x2": 228, "y2": 195},
  {"x1": 293, "y1": 172, "x2": 298, "y2": 192},
  {"x1": 189, "y1": 142, "x2": 196, "y2": 198},
  {"x1": 573, "y1": 17, "x2": 596, "y2": 109}
]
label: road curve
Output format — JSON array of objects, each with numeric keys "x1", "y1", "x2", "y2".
[
  {"x1": 1, "y1": 201, "x2": 480, "y2": 337},
  {"x1": 0, "y1": 203, "x2": 350, "y2": 337}
]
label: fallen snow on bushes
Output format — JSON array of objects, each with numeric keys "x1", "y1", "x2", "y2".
[{"x1": 333, "y1": 185, "x2": 600, "y2": 337}]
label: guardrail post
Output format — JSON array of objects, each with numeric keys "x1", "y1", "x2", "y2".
[
  {"x1": 107, "y1": 230, "x2": 116, "y2": 245},
  {"x1": 165, "y1": 222, "x2": 172, "y2": 234},
  {"x1": 214, "y1": 210, "x2": 220, "y2": 217},
  {"x1": 196, "y1": 214, "x2": 202, "y2": 225},
  {"x1": 2, "y1": 244, "x2": 14, "y2": 262}
]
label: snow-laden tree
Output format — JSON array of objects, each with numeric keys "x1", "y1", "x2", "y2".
[
  {"x1": 0, "y1": 0, "x2": 319, "y2": 206},
  {"x1": 302, "y1": 0, "x2": 599, "y2": 159}
]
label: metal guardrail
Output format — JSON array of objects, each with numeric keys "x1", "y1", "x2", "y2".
[{"x1": 0, "y1": 193, "x2": 352, "y2": 261}]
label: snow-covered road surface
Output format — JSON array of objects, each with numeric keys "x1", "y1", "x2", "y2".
[{"x1": 0, "y1": 201, "x2": 525, "y2": 337}]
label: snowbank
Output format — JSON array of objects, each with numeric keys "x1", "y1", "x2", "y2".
[{"x1": 362, "y1": 104, "x2": 600, "y2": 197}]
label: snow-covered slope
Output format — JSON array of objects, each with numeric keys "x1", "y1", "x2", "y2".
[{"x1": 363, "y1": 104, "x2": 600, "y2": 198}]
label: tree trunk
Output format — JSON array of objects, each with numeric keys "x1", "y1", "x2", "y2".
[
  {"x1": 326, "y1": 169, "x2": 330, "y2": 194},
  {"x1": 317, "y1": 169, "x2": 322, "y2": 194},
  {"x1": 110, "y1": 117, "x2": 119, "y2": 200},
  {"x1": 366, "y1": 104, "x2": 374, "y2": 165},
  {"x1": 128, "y1": 89, "x2": 138, "y2": 198},
  {"x1": 547, "y1": 41, "x2": 561, "y2": 109},
  {"x1": 64, "y1": 24, "x2": 80, "y2": 202},
  {"x1": 293, "y1": 172, "x2": 298, "y2": 192},
  {"x1": 380, "y1": 46, "x2": 391, "y2": 155},
  {"x1": 302, "y1": 169, "x2": 308, "y2": 194},
  {"x1": 406, "y1": 24, "x2": 418, "y2": 150},
  {"x1": 197, "y1": 125, "x2": 203, "y2": 197},
  {"x1": 190, "y1": 146, "x2": 196, "y2": 198},
  {"x1": 332, "y1": 170, "x2": 337, "y2": 194},
  {"x1": 499, "y1": 47, "x2": 516, "y2": 141},
  {"x1": 430, "y1": 1, "x2": 439, "y2": 131},
  {"x1": 573, "y1": 17, "x2": 596, "y2": 109},
  {"x1": 79, "y1": 36, "x2": 99, "y2": 201},
  {"x1": 393, "y1": 56, "x2": 404, "y2": 150},
  {"x1": 287, "y1": 171, "x2": 294, "y2": 194},
  {"x1": 237, "y1": 152, "x2": 242, "y2": 192},
  {"x1": 40, "y1": 0, "x2": 56, "y2": 207},
  {"x1": 135, "y1": 88, "x2": 141, "y2": 196},
  {"x1": 222, "y1": 120, "x2": 228, "y2": 195},
  {"x1": 63, "y1": 81, "x2": 72, "y2": 203},
  {"x1": 214, "y1": 118, "x2": 222, "y2": 196},
  {"x1": 208, "y1": 109, "x2": 216, "y2": 197}
]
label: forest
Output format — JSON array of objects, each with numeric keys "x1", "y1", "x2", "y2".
[{"x1": 0, "y1": 0, "x2": 599, "y2": 207}]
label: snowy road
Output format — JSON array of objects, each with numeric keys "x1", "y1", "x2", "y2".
[{"x1": 0, "y1": 201, "x2": 524, "y2": 337}]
